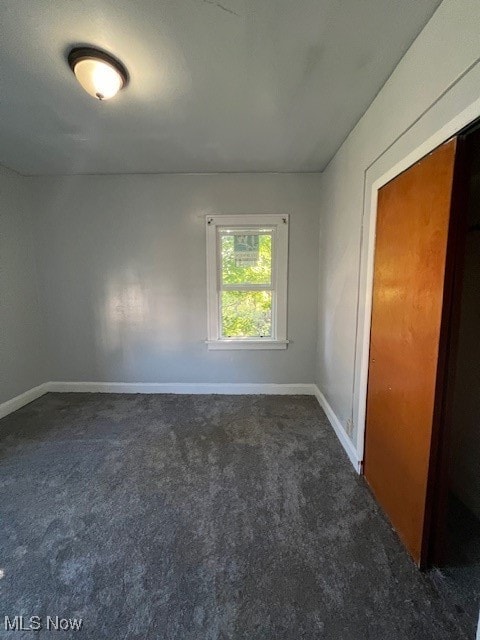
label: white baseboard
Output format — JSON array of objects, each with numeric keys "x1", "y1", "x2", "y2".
[
  {"x1": 48, "y1": 381, "x2": 317, "y2": 396},
  {"x1": 0, "y1": 383, "x2": 49, "y2": 420},
  {"x1": 313, "y1": 385, "x2": 362, "y2": 474}
]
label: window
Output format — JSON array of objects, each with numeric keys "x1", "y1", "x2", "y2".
[{"x1": 206, "y1": 214, "x2": 289, "y2": 349}]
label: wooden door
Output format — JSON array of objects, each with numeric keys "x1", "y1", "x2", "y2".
[{"x1": 364, "y1": 138, "x2": 459, "y2": 567}]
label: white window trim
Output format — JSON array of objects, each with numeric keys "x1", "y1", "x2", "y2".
[{"x1": 206, "y1": 214, "x2": 289, "y2": 350}]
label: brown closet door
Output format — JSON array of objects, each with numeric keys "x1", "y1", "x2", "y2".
[{"x1": 364, "y1": 138, "x2": 458, "y2": 566}]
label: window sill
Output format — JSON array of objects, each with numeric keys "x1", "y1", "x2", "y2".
[{"x1": 206, "y1": 340, "x2": 289, "y2": 350}]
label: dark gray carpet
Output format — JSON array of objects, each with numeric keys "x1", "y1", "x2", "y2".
[{"x1": 0, "y1": 393, "x2": 469, "y2": 639}]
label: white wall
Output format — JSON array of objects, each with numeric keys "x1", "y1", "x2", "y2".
[
  {"x1": 316, "y1": 0, "x2": 480, "y2": 453},
  {"x1": 0, "y1": 169, "x2": 47, "y2": 403},
  {"x1": 29, "y1": 173, "x2": 320, "y2": 384}
]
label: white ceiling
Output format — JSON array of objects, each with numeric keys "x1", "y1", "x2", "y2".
[{"x1": 0, "y1": 0, "x2": 442, "y2": 175}]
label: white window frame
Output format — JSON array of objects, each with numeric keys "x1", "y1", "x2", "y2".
[{"x1": 206, "y1": 214, "x2": 289, "y2": 350}]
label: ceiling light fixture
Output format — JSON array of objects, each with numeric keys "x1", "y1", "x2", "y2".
[{"x1": 68, "y1": 46, "x2": 128, "y2": 101}]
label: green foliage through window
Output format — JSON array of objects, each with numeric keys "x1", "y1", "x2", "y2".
[
  {"x1": 219, "y1": 231, "x2": 273, "y2": 338},
  {"x1": 221, "y1": 291, "x2": 272, "y2": 337},
  {"x1": 221, "y1": 233, "x2": 272, "y2": 285}
]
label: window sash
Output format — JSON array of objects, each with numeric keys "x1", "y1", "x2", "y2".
[{"x1": 220, "y1": 283, "x2": 274, "y2": 292}]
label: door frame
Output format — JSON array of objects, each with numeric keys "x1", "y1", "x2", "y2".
[{"x1": 354, "y1": 97, "x2": 480, "y2": 469}]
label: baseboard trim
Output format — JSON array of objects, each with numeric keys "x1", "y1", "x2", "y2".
[
  {"x1": 48, "y1": 381, "x2": 317, "y2": 396},
  {"x1": 0, "y1": 383, "x2": 49, "y2": 420},
  {"x1": 313, "y1": 385, "x2": 362, "y2": 474}
]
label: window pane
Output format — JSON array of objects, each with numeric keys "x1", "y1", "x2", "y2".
[
  {"x1": 221, "y1": 291, "x2": 272, "y2": 338},
  {"x1": 220, "y1": 232, "x2": 272, "y2": 286}
]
